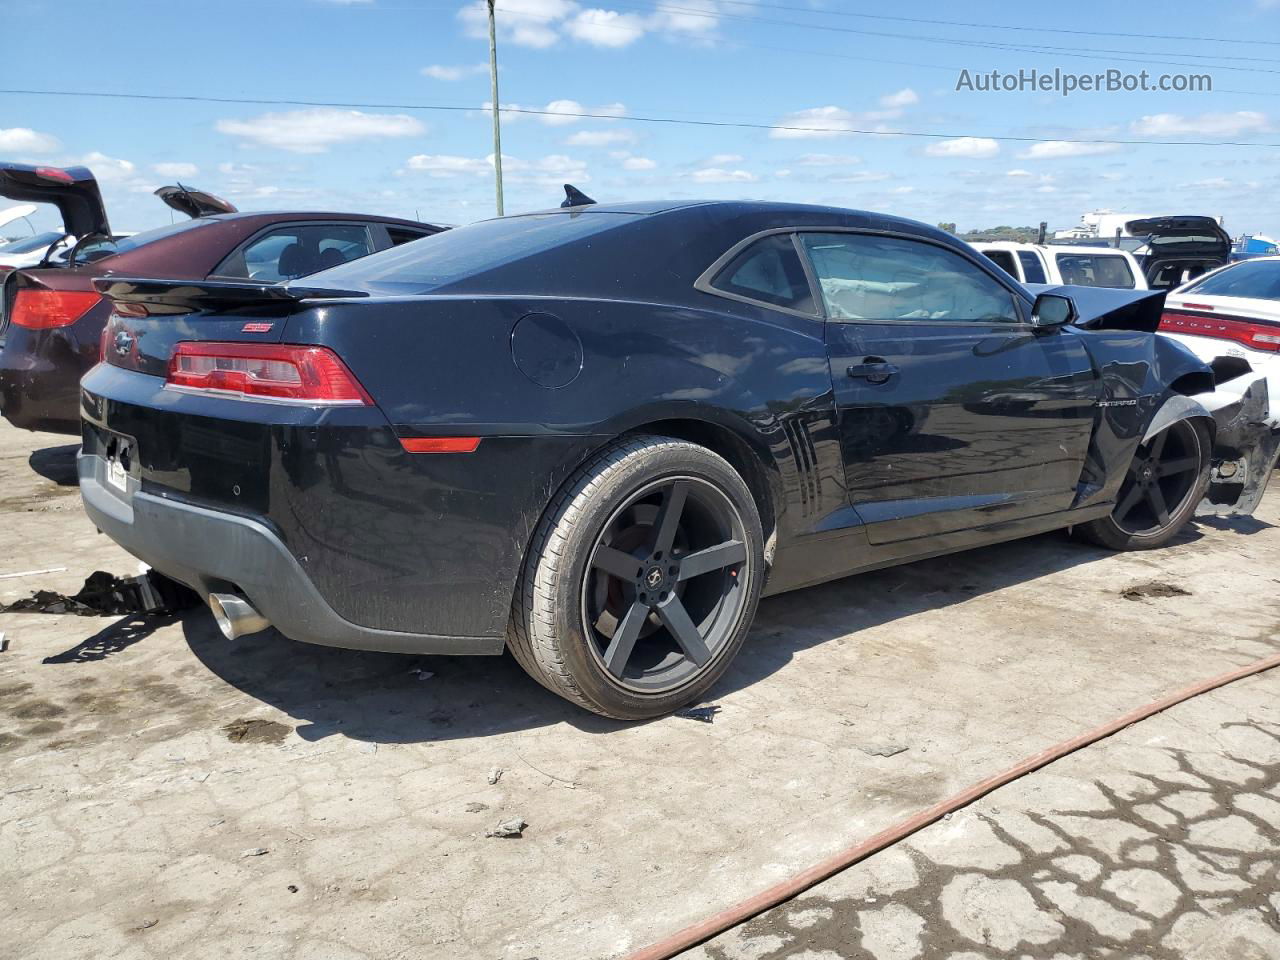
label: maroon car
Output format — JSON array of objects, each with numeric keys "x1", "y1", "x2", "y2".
[{"x1": 0, "y1": 163, "x2": 444, "y2": 433}]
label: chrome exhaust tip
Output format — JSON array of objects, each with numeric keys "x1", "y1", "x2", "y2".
[{"x1": 208, "y1": 593, "x2": 270, "y2": 640}]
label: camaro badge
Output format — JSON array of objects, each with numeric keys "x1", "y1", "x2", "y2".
[{"x1": 1096, "y1": 399, "x2": 1139, "y2": 407}]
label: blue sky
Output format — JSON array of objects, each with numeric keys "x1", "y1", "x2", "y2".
[{"x1": 3, "y1": 0, "x2": 1279, "y2": 237}]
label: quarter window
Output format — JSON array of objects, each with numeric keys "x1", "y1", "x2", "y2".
[
  {"x1": 215, "y1": 223, "x2": 375, "y2": 282},
  {"x1": 800, "y1": 233, "x2": 1020, "y2": 323},
  {"x1": 709, "y1": 234, "x2": 815, "y2": 313}
]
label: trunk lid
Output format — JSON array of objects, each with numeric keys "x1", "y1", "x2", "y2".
[
  {"x1": 153, "y1": 185, "x2": 238, "y2": 219},
  {"x1": 0, "y1": 163, "x2": 110, "y2": 238},
  {"x1": 1125, "y1": 216, "x2": 1232, "y2": 287},
  {"x1": 94, "y1": 276, "x2": 367, "y2": 378},
  {"x1": 0, "y1": 203, "x2": 38, "y2": 233}
]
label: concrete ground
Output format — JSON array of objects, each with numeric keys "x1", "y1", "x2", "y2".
[{"x1": 1, "y1": 419, "x2": 1277, "y2": 960}]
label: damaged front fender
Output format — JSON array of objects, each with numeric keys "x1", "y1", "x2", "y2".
[{"x1": 1191, "y1": 373, "x2": 1280, "y2": 517}]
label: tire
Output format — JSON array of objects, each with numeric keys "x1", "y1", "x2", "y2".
[
  {"x1": 1077, "y1": 417, "x2": 1212, "y2": 551},
  {"x1": 507, "y1": 436, "x2": 765, "y2": 719}
]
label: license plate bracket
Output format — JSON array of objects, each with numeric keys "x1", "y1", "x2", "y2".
[{"x1": 104, "y1": 435, "x2": 134, "y2": 493}]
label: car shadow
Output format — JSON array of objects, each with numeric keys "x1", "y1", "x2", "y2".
[
  {"x1": 28, "y1": 444, "x2": 79, "y2": 487},
  {"x1": 43, "y1": 614, "x2": 180, "y2": 664},
  {"x1": 182, "y1": 527, "x2": 1133, "y2": 746}
]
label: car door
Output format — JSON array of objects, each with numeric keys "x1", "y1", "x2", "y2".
[{"x1": 801, "y1": 230, "x2": 1099, "y2": 544}]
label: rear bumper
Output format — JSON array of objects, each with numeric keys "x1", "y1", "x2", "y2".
[
  {"x1": 0, "y1": 338, "x2": 83, "y2": 433},
  {"x1": 78, "y1": 452, "x2": 504, "y2": 656}
]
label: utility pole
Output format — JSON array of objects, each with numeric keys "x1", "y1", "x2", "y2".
[{"x1": 487, "y1": 0, "x2": 505, "y2": 216}]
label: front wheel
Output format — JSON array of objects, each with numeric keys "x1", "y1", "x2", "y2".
[
  {"x1": 1077, "y1": 418, "x2": 1211, "y2": 551},
  {"x1": 507, "y1": 436, "x2": 764, "y2": 719}
]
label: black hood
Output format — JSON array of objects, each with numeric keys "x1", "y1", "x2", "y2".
[
  {"x1": 154, "y1": 185, "x2": 238, "y2": 219},
  {"x1": 1024, "y1": 283, "x2": 1167, "y2": 332},
  {"x1": 0, "y1": 163, "x2": 109, "y2": 238}
]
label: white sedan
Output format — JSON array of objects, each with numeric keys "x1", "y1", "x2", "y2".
[{"x1": 1159, "y1": 256, "x2": 1280, "y2": 514}]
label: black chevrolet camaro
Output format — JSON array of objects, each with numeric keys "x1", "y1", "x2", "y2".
[{"x1": 78, "y1": 199, "x2": 1262, "y2": 718}]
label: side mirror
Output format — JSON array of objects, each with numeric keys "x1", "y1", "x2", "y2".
[{"x1": 1031, "y1": 293, "x2": 1076, "y2": 328}]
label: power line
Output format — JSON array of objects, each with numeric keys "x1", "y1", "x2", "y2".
[
  {"x1": 591, "y1": 0, "x2": 1280, "y2": 75},
  {"x1": 709, "y1": 0, "x2": 1280, "y2": 49},
  {"x1": 4, "y1": 88, "x2": 1279, "y2": 149}
]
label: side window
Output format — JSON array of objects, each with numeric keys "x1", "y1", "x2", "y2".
[
  {"x1": 387, "y1": 227, "x2": 433, "y2": 246},
  {"x1": 709, "y1": 233, "x2": 815, "y2": 313},
  {"x1": 215, "y1": 223, "x2": 375, "y2": 282},
  {"x1": 800, "y1": 233, "x2": 1020, "y2": 323},
  {"x1": 981, "y1": 250, "x2": 1018, "y2": 279},
  {"x1": 1054, "y1": 253, "x2": 1135, "y2": 289},
  {"x1": 1017, "y1": 251, "x2": 1048, "y2": 284}
]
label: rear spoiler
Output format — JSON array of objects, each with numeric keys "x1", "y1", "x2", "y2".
[
  {"x1": 93, "y1": 276, "x2": 369, "y2": 312},
  {"x1": 1024, "y1": 283, "x2": 1166, "y2": 333}
]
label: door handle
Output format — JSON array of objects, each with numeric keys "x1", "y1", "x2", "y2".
[{"x1": 846, "y1": 358, "x2": 900, "y2": 385}]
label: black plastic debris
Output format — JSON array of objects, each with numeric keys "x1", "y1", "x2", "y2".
[
  {"x1": 674, "y1": 705, "x2": 720, "y2": 723},
  {"x1": 3, "y1": 570, "x2": 200, "y2": 617}
]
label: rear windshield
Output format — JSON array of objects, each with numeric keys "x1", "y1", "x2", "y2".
[
  {"x1": 73, "y1": 218, "x2": 217, "y2": 264},
  {"x1": 0, "y1": 231, "x2": 64, "y2": 254},
  {"x1": 302, "y1": 211, "x2": 636, "y2": 294},
  {"x1": 1183, "y1": 259, "x2": 1280, "y2": 301}
]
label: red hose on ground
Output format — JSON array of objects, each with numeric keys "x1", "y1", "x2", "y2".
[{"x1": 622, "y1": 650, "x2": 1280, "y2": 960}]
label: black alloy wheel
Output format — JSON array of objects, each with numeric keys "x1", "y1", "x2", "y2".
[
  {"x1": 583, "y1": 476, "x2": 750, "y2": 693},
  {"x1": 1078, "y1": 417, "x2": 1212, "y2": 551},
  {"x1": 507, "y1": 436, "x2": 764, "y2": 719},
  {"x1": 1112, "y1": 420, "x2": 1204, "y2": 536}
]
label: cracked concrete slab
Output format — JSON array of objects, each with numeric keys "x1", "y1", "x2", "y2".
[{"x1": 2, "y1": 423, "x2": 1279, "y2": 960}]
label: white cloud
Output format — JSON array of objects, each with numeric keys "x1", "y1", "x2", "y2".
[
  {"x1": 891, "y1": 186, "x2": 915, "y2": 194},
  {"x1": 0, "y1": 128, "x2": 60, "y2": 154},
  {"x1": 705, "y1": 153, "x2": 743, "y2": 165},
  {"x1": 77, "y1": 152, "x2": 137, "y2": 181},
  {"x1": 544, "y1": 99, "x2": 625, "y2": 125},
  {"x1": 216, "y1": 108, "x2": 423, "y2": 153},
  {"x1": 690, "y1": 167, "x2": 757, "y2": 183},
  {"x1": 458, "y1": 0, "x2": 576, "y2": 48},
  {"x1": 421, "y1": 63, "x2": 488, "y2": 81},
  {"x1": 403, "y1": 153, "x2": 495, "y2": 177},
  {"x1": 880, "y1": 88, "x2": 919, "y2": 109},
  {"x1": 771, "y1": 106, "x2": 863, "y2": 139},
  {"x1": 152, "y1": 162, "x2": 199, "y2": 178},
  {"x1": 612, "y1": 152, "x2": 655, "y2": 170},
  {"x1": 1005, "y1": 168, "x2": 1032, "y2": 177},
  {"x1": 459, "y1": 0, "x2": 728, "y2": 48},
  {"x1": 796, "y1": 153, "x2": 861, "y2": 166},
  {"x1": 565, "y1": 129, "x2": 636, "y2": 146},
  {"x1": 1019, "y1": 140, "x2": 1120, "y2": 159},
  {"x1": 769, "y1": 100, "x2": 910, "y2": 140},
  {"x1": 925, "y1": 137, "x2": 1000, "y2": 158},
  {"x1": 403, "y1": 151, "x2": 588, "y2": 185},
  {"x1": 1180, "y1": 177, "x2": 1234, "y2": 190},
  {"x1": 1130, "y1": 111, "x2": 1270, "y2": 137},
  {"x1": 828, "y1": 171, "x2": 891, "y2": 184},
  {"x1": 566, "y1": 8, "x2": 647, "y2": 46}
]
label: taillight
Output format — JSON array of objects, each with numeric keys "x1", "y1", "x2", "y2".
[
  {"x1": 1160, "y1": 311, "x2": 1280, "y2": 353},
  {"x1": 166, "y1": 342, "x2": 373, "y2": 406},
  {"x1": 10, "y1": 290, "x2": 102, "y2": 329},
  {"x1": 35, "y1": 166, "x2": 74, "y2": 183}
]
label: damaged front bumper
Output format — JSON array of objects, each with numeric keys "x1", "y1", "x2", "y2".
[{"x1": 1193, "y1": 372, "x2": 1280, "y2": 517}]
